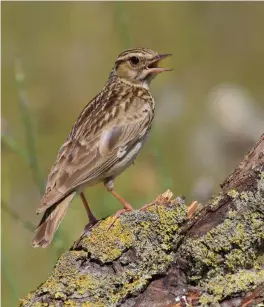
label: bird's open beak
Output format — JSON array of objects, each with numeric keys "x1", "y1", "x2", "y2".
[{"x1": 147, "y1": 54, "x2": 172, "y2": 74}]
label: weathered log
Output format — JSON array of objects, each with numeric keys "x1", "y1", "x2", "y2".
[{"x1": 19, "y1": 135, "x2": 264, "y2": 307}]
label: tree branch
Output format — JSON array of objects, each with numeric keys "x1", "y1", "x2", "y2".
[{"x1": 20, "y1": 135, "x2": 264, "y2": 307}]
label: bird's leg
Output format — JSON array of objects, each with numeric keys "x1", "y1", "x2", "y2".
[
  {"x1": 104, "y1": 179, "x2": 134, "y2": 210},
  {"x1": 80, "y1": 192, "x2": 98, "y2": 226},
  {"x1": 108, "y1": 189, "x2": 134, "y2": 211},
  {"x1": 104, "y1": 179, "x2": 134, "y2": 228}
]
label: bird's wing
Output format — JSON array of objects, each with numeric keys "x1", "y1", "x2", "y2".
[{"x1": 37, "y1": 91, "x2": 152, "y2": 213}]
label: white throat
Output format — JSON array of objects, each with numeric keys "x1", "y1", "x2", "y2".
[{"x1": 119, "y1": 77, "x2": 150, "y2": 90}]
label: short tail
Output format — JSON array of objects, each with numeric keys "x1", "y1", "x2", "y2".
[{"x1": 32, "y1": 192, "x2": 76, "y2": 248}]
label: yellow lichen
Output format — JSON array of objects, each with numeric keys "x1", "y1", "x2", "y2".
[
  {"x1": 18, "y1": 293, "x2": 34, "y2": 306},
  {"x1": 64, "y1": 301, "x2": 77, "y2": 306},
  {"x1": 179, "y1": 178, "x2": 264, "y2": 304},
  {"x1": 54, "y1": 292, "x2": 66, "y2": 299},
  {"x1": 20, "y1": 179, "x2": 264, "y2": 307},
  {"x1": 18, "y1": 201, "x2": 187, "y2": 306},
  {"x1": 210, "y1": 194, "x2": 224, "y2": 209},
  {"x1": 200, "y1": 269, "x2": 264, "y2": 305},
  {"x1": 227, "y1": 189, "x2": 239, "y2": 199},
  {"x1": 81, "y1": 218, "x2": 133, "y2": 263}
]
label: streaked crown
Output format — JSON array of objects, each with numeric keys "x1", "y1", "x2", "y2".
[{"x1": 116, "y1": 48, "x2": 159, "y2": 62}]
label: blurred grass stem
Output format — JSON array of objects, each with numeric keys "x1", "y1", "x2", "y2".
[
  {"x1": 14, "y1": 59, "x2": 44, "y2": 194},
  {"x1": 114, "y1": 2, "x2": 132, "y2": 49}
]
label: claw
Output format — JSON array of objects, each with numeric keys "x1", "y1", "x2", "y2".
[
  {"x1": 139, "y1": 201, "x2": 156, "y2": 211},
  {"x1": 107, "y1": 208, "x2": 132, "y2": 230},
  {"x1": 83, "y1": 218, "x2": 99, "y2": 233}
]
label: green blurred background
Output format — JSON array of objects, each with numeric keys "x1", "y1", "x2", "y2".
[{"x1": 2, "y1": 2, "x2": 264, "y2": 306}]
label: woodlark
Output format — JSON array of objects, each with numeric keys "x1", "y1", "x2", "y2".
[{"x1": 32, "y1": 48, "x2": 171, "y2": 247}]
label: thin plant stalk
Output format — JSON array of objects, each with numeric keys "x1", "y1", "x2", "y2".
[
  {"x1": 114, "y1": 2, "x2": 133, "y2": 49},
  {"x1": 14, "y1": 59, "x2": 44, "y2": 194}
]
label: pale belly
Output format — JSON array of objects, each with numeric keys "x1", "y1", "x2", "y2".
[
  {"x1": 105, "y1": 140, "x2": 144, "y2": 179},
  {"x1": 77, "y1": 133, "x2": 149, "y2": 192}
]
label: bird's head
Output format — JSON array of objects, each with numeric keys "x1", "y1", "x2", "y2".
[{"x1": 112, "y1": 48, "x2": 172, "y2": 88}]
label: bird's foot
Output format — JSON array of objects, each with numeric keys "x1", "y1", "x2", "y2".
[
  {"x1": 80, "y1": 192, "x2": 98, "y2": 224},
  {"x1": 83, "y1": 217, "x2": 99, "y2": 234},
  {"x1": 139, "y1": 201, "x2": 157, "y2": 211},
  {"x1": 108, "y1": 205, "x2": 134, "y2": 230},
  {"x1": 74, "y1": 218, "x2": 100, "y2": 248}
]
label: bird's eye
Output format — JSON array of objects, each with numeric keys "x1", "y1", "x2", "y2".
[{"x1": 130, "y1": 56, "x2": 140, "y2": 65}]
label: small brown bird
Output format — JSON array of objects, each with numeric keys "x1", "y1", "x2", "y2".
[{"x1": 32, "y1": 48, "x2": 171, "y2": 247}]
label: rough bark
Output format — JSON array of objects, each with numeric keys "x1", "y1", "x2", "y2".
[{"x1": 20, "y1": 135, "x2": 264, "y2": 307}]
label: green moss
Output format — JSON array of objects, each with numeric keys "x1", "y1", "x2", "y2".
[
  {"x1": 178, "y1": 176, "x2": 264, "y2": 284},
  {"x1": 178, "y1": 176, "x2": 264, "y2": 304},
  {"x1": 181, "y1": 207, "x2": 263, "y2": 281},
  {"x1": 225, "y1": 248, "x2": 255, "y2": 271},
  {"x1": 199, "y1": 269, "x2": 264, "y2": 305}
]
